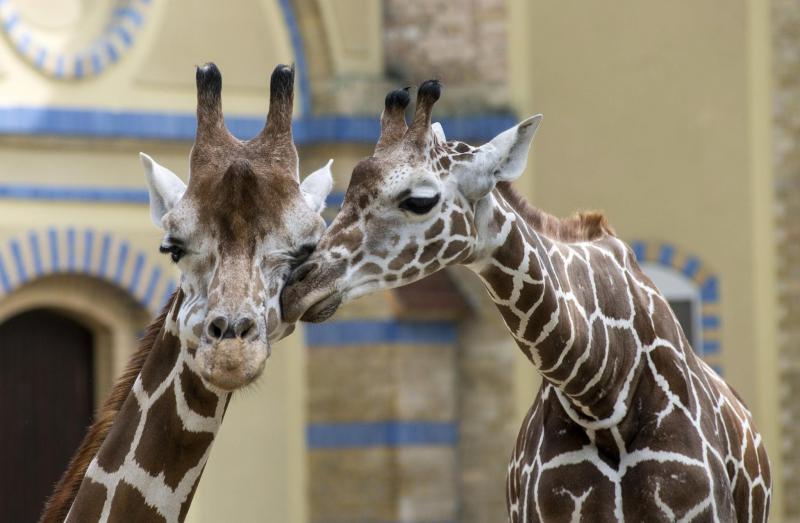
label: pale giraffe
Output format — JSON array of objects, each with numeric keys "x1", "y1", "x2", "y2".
[
  {"x1": 282, "y1": 82, "x2": 771, "y2": 521},
  {"x1": 40, "y1": 63, "x2": 333, "y2": 522}
]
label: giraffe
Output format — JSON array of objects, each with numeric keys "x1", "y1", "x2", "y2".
[
  {"x1": 40, "y1": 63, "x2": 333, "y2": 522},
  {"x1": 281, "y1": 82, "x2": 772, "y2": 521}
]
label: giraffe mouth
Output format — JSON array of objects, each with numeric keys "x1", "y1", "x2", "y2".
[{"x1": 300, "y1": 293, "x2": 343, "y2": 323}]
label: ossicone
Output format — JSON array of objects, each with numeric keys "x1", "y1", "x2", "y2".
[
  {"x1": 407, "y1": 79, "x2": 442, "y2": 147},
  {"x1": 195, "y1": 62, "x2": 233, "y2": 144},
  {"x1": 375, "y1": 87, "x2": 411, "y2": 154},
  {"x1": 256, "y1": 63, "x2": 296, "y2": 146}
]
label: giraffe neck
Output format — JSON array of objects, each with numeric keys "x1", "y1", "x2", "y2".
[
  {"x1": 472, "y1": 189, "x2": 646, "y2": 426},
  {"x1": 65, "y1": 291, "x2": 230, "y2": 523}
]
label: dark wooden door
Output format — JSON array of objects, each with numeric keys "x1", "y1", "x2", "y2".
[{"x1": 0, "y1": 310, "x2": 94, "y2": 522}]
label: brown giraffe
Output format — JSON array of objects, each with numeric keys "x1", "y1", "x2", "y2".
[
  {"x1": 282, "y1": 82, "x2": 772, "y2": 521},
  {"x1": 40, "y1": 63, "x2": 333, "y2": 522}
]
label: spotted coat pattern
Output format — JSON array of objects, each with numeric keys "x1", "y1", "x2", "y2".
[
  {"x1": 44, "y1": 63, "x2": 331, "y2": 523},
  {"x1": 283, "y1": 83, "x2": 772, "y2": 522},
  {"x1": 66, "y1": 291, "x2": 228, "y2": 523}
]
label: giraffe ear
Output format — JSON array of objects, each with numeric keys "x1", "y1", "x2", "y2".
[
  {"x1": 431, "y1": 122, "x2": 446, "y2": 143},
  {"x1": 455, "y1": 115, "x2": 542, "y2": 200},
  {"x1": 301, "y1": 159, "x2": 334, "y2": 213},
  {"x1": 140, "y1": 153, "x2": 187, "y2": 228}
]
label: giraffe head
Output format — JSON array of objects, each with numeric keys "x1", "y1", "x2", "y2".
[
  {"x1": 282, "y1": 81, "x2": 540, "y2": 323},
  {"x1": 141, "y1": 63, "x2": 332, "y2": 390}
]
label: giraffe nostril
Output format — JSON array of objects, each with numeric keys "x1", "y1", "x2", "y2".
[
  {"x1": 235, "y1": 317, "x2": 256, "y2": 339},
  {"x1": 208, "y1": 316, "x2": 228, "y2": 340}
]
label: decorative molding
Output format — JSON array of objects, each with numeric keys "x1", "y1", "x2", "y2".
[
  {"x1": 0, "y1": 226, "x2": 176, "y2": 315},
  {"x1": 631, "y1": 240, "x2": 722, "y2": 373},
  {"x1": 0, "y1": 0, "x2": 518, "y2": 142},
  {"x1": 0, "y1": 0, "x2": 151, "y2": 80},
  {"x1": 0, "y1": 183, "x2": 150, "y2": 203},
  {"x1": 0, "y1": 106, "x2": 517, "y2": 143},
  {"x1": 307, "y1": 420, "x2": 458, "y2": 448},
  {"x1": 304, "y1": 319, "x2": 458, "y2": 347},
  {"x1": 0, "y1": 184, "x2": 349, "y2": 208}
]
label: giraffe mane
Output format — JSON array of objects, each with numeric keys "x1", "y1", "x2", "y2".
[
  {"x1": 495, "y1": 181, "x2": 615, "y2": 242},
  {"x1": 39, "y1": 292, "x2": 177, "y2": 523}
]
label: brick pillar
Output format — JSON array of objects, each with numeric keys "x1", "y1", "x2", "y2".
[
  {"x1": 774, "y1": 0, "x2": 800, "y2": 517},
  {"x1": 305, "y1": 274, "x2": 467, "y2": 523}
]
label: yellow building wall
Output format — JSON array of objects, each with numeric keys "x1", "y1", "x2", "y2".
[
  {"x1": 509, "y1": 0, "x2": 781, "y2": 518},
  {"x1": 0, "y1": 0, "x2": 297, "y2": 115}
]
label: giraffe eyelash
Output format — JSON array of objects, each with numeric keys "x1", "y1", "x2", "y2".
[
  {"x1": 159, "y1": 237, "x2": 187, "y2": 263},
  {"x1": 287, "y1": 243, "x2": 315, "y2": 269},
  {"x1": 400, "y1": 194, "x2": 440, "y2": 215}
]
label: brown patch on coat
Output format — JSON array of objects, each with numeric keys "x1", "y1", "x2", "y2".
[
  {"x1": 494, "y1": 225, "x2": 525, "y2": 269},
  {"x1": 442, "y1": 239, "x2": 469, "y2": 260},
  {"x1": 133, "y1": 384, "x2": 215, "y2": 490},
  {"x1": 40, "y1": 292, "x2": 180, "y2": 523},
  {"x1": 515, "y1": 280, "x2": 545, "y2": 314},
  {"x1": 388, "y1": 240, "x2": 418, "y2": 271},
  {"x1": 401, "y1": 266, "x2": 420, "y2": 280},
  {"x1": 95, "y1": 396, "x2": 141, "y2": 473},
  {"x1": 450, "y1": 211, "x2": 469, "y2": 237},
  {"x1": 335, "y1": 226, "x2": 364, "y2": 252},
  {"x1": 496, "y1": 304, "x2": 522, "y2": 337},
  {"x1": 179, "y1": 365, "x2": 219, "y2": 418},
  {"x1": 420, "y1": 240, "x2": 445, "y2": 263},
  {"x1": 63, "y1": 478, "x2": 106, "y2": 523},
  {"x1": 481, "y1": 263, "x2": 515, "y2": 300},
  {"x1": 425, "y1": 219, "x2": 445, "y2": 240},
  {"x1": 107, "y1": 481, "x2": 166, "y2": 523},
  {"x1": 140, "y1": 331, "x2": 180, "y2": 394}
]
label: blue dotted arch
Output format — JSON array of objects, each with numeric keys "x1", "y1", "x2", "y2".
[
  {"x1": 0, "y1": 0, "x2": 151, "y2": 80},
  {"x1": 631, "y1": 240, "x2": 722, "y2": 373},
  {"x1": 0, "y1": 227, "x2": 176, "y2": 315}
]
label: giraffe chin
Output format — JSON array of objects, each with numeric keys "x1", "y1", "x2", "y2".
[
  {"x1": 195, "y1": 338, "x2": 270, "y2": 391},
  {"x1": 299, "y1": 293, "x2": 343, "y2": 323}
]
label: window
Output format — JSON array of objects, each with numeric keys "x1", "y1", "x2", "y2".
[{"x1": 640, "y1": 262, "x2": 703, "y2": 356}]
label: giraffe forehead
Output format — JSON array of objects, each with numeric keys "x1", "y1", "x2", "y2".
[
  {"x1": 193, "y1": 171, "x2": 301, "y2": 243},
  {"x1": 378, "y1": 161, "x2": 441, "y2": 197}
]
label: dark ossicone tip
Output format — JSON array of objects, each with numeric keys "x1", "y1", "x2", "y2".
[
  {"x1": 385, "y1": 87, "x2": 411, "y2": 111},
  {"x1": 270, "y1": 63, "x2": 295, "y2": 100},
  {"x1": 196, "y1": 62, "x2": 222, "y2": 97},
  {"x1": 417, "y1": 79, "x2": 441, "y2": 105}
]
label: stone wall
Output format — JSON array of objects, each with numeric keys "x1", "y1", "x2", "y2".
[
  {"x1": 383, "y1": 0, "x2": 510, "y2": 114},
  {"x1": 293, "y1": 0, "x2": 512, "y2": 116},
  {"x1": 773, "y1": 0, "x2": 800, "y2": 519}
]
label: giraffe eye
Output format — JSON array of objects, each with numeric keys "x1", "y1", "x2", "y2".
[
  {"x1": 159, "y1": 243, "x2": 186, "y2": 263},
  {"x1": 288, "y1": 243, "x2": 315, "y2": 269},
  {"x1": 400, "y1": 194, "x2": 440, "y2": 215}
]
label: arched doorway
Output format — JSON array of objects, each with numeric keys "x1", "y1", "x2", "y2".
[{"x1": 0, "y1": 309, "x2": 94, "y2": 522}]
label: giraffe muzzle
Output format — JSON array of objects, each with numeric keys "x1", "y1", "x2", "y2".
[
  {"x1": 281, "y1": 280, "x2": 343, "y2": 324},
  {"x1": 196, "y1": 337, "x2": 269, "y2": 390},
  {"x1": 196, "y1": 311, "x2": 269, "y2": 390},
  {"x1": 299, "y1": 292, "x2": 342, "y2": 323}
]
